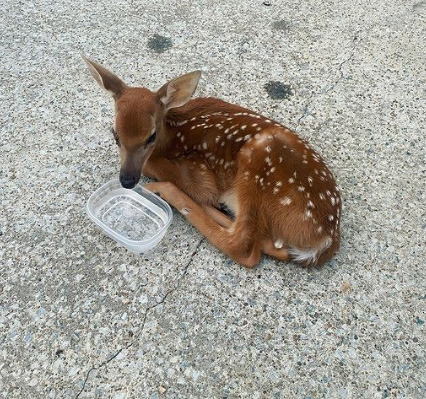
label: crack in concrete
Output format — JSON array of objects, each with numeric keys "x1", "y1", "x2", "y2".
[
  {"x1": 74, "y1": 238, "x2": 204, "y2": 398},
  {"x1": 297, "y1": 30, "x2": 361, "y2": 127}
]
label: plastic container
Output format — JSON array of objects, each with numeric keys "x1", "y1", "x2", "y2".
[{"x1": 86, "y1": 179, "x2": 173, "y2": 252}]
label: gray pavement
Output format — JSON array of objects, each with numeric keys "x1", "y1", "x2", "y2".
[{"x1": 1, "y1": 0, "x2": 425, "y2": 398}]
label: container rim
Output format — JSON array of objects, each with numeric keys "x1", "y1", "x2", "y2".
[{"x1": 86, "y1": 179, "x2": 173, "y2": 246}]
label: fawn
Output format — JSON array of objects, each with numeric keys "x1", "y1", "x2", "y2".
[{"x1": 83, "y1": 57, "x2": 341, "y2": 268}]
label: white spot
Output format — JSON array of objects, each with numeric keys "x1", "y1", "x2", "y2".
[
  {"x1": 265, "y1": 119, "x2": 271, "y2": 123},
  {"x1": 254, "y1": 133, "x2": 261, "y2": 139},
  {"x1": 305, "y1": 210, "x2": 313, "y2": 219},
  {"x1": 180, "y1": 208, "x2": 190, "y2": 215},
  {"x1": 244, "y1": 134, "x2": 251, "y2": 141},
  {"x1": 236, "y1": 137, "x2": 243, "y2": 142},
  {"x1": 298, "y1": 185, "x2": 305, "y2": 192},
  {"x1": 273, "y1": 187, "x2": 280, "y2": 194},
  {"x1": 221, "y1": 141, "x2": 225, "y2": 147},
  {"x1": 256, "y1": 127, "x2": 262, "y2": 131},
  {"x1": 191, "y1": 126, "x2": 196, "y2": 130},
  {"x1": 215, "y1": 136, "x2": 221, "y2": 143},
  {"x1": 328, "y1": 215, "x2": 334, "y2": 221},
  {"x1": 270, "y1": 167, "x2": 276, "y2": 173},
  {"x1": 241, "y1": 125, "x2": 247, "y2": 130},
  {"x1": 252, "y1": 123, "x2": 258, "y2": 127},
  {"x1": 288, "y1": 177, "x2": 295, "y2": 184},
  {"x1": 274, "y1": 240, "x2": 284, "y2": 249},
  {"x1": 180, "y1": 136, "x2": 185, "y2": 142},
  {"x1": 224, "y1": 128, "x2": 230, "y2": 134},
  {"x1": 319, "y1": 193, "x2": 325, "y2": 200},
  {"x1": 177, "y1": 132, "x2": 181, "y2": 138},
  {"x1": 330, "y1": 197, "x2": 336, "y2": 206},
  {"x1": 276, "y1": 181, "x2": 282, "y2": 187},
  {"x1": 307, "y1": 176, "x2": 313, "y2": 186},
  {"x1": 190, "y1": 117, "x2": 197, "y2": 121},
  {"x1": 216, "y1": 124, "x2": 223, "y2": 129},
  {"x1": 202, "y1": 142, "x2": 208, "y2": 150},
  {"x1": 265, "y1": 146, "x2": 271, "y2": 153},
  {"x1": 317, "y1": 226, "x2": 323, "y2": 233},
  {"x1": 280, "y1": 197, "x2": 292, "y2": 206},
  {"x1": 307, "y1": 200, "x2": 315, "y2": 208}
]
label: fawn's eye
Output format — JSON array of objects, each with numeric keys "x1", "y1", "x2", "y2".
[
  {"x1": 111, "y1": 127, "x2": 120, "y2": 147},
  {"x1": 145, "y1": 130, "x2": 157, "y2": 146}
]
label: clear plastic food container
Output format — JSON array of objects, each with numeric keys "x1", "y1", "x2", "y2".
[{"x1": 86, "y1": 179, "x2": 173, "y2": 253}]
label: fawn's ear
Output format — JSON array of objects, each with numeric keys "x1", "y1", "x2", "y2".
[
  {"x1": 82, "y1": 55, "x2": 127, "y2": 98},
  {"x1": 158, "y1": 71, "x2": 201, "y2": 110}
]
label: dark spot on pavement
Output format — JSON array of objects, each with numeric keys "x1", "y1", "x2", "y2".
[
  {"x1": 272, "y1": 20, "x2": 291, "y2": 32},
  {"x1": 147, "y1": 34, "x2": 172, "y2": 53},
  {"x1": 264, "y1": 81, "x2": 293, "y2": 100}
]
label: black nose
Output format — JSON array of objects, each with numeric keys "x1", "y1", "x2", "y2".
[{"x1": 120, "y1": 175, "x2": 136, "y2": 189}]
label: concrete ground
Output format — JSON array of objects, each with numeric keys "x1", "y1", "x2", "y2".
[{"x1": 1, "y1": 0, "x2": 425, "y2": 398}]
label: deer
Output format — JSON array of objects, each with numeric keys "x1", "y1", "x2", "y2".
[{"x1": 83, "y1": 56, "x2": 342, "y2": 268}]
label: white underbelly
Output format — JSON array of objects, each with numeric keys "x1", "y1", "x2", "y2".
[{"x1": 219, "y1": 190, "x2": 239, "y2": 216}]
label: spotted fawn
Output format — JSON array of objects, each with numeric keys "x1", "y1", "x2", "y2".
[{"x1": 84, "y1": 57, "x2": 341, "y2": 268}]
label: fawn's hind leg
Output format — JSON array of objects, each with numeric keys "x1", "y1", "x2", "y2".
[
  {"x1": 261, "y1": 238, "x2": 290, "y2": 261},
  {"x1": 145, "y1": 181, "x2": 262, "y2": 268}
]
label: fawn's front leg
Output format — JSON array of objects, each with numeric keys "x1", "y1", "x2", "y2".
[
  {"x1": 143, "y1": 156, "x2": 220, "y2": 206},
  {"x1": 144, "y1": 180, "x2": 262, "y2": 268},
  {"x1": 144, "y1": 157, "x2": 289, "y2": 266}
]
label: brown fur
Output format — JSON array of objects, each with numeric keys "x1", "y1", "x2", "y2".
[{"x1": 84, "y1": 58, "x2": 341, "y2": 268}]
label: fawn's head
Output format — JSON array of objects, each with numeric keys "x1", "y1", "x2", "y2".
[{"x1": 83, "y1": 56, "x2": 201, "y2": 188}]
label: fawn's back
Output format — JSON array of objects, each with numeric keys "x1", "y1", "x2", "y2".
[{"x1": 156, "y1": 98, "x2": 341, "y2": 265}]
